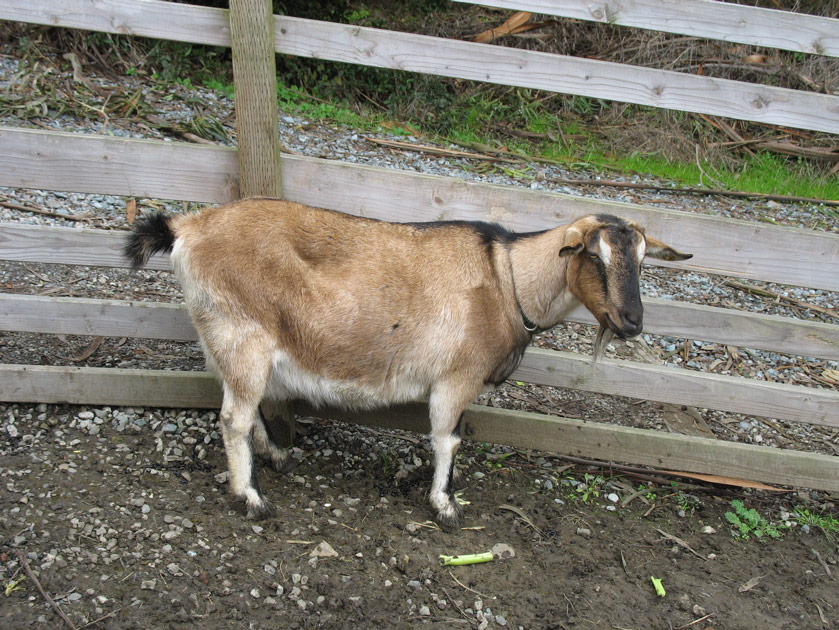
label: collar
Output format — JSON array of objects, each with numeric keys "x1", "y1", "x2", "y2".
[{"x1": 518, "y1": 302, "x2": 540, "y2": 334}]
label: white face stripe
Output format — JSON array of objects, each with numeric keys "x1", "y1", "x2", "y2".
[
  {"x1": 598, "y1": 236, "x2": 613, "y2": 266},
  {"x1": 636, "y1": 239, "x2": 646, "y2": 263}
]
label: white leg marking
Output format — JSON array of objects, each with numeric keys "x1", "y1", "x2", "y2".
[{"x1": 429, "y1": 432, "x2": 460, "y2": 512}]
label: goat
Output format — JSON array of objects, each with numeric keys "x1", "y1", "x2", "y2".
[{"x1": 125, "y1": 198, "x2": 691, "y2": 529}]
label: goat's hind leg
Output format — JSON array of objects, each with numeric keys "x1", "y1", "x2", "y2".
[
  {"x1": 219, "y1": 387, "x2": 277, "y2": 519},
  {"x1": 253, "y1": 404, "x2": 294, "y2": 473}
]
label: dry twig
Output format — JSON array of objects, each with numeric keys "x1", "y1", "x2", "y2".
[{"x1": 16, "y1": 550, "x2": 77, "y2": 630}]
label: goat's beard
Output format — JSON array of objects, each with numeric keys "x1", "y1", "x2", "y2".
[{"x1": 592, "y1": 324, "x2": 615, "y2": 364}]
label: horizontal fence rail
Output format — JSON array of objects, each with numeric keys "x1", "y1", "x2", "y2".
[
  {"x1": 455, "y1": 0, "x2": 839, "y2": 57},
  {"x1": 1, "y1": 296, "x2": 837, "y2": 427},
  {"x1": 2, "y1": 0, "x2": 838, "y2": 132},
  {"x1": 2, "y1": 128, "x2": 838, "y2": 292},
  {"x1": 0, "y1": 364, "x2": 836, "y2": 492},
  {"x1": 2, "y1": 292, "x2": 837, "y2": 361}
]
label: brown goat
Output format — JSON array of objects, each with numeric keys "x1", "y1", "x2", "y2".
[{"x1": 125, "y1": 198, "x2": 690, "y2": 529}]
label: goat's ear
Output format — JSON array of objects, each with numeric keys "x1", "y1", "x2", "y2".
[
  {"x1": 559, "y1": 227, "x2": 585, "y2": 257},
  {"x1": 645, "y1": 236, "x2": 692, "y2": 261}
]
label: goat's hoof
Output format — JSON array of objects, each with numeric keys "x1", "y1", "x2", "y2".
[
  {"x1": 434, "y1": 501, "x2": 464, "y2": 532},
  {"x1": 247, "y1": 500, "x2": 277, "y2": 520},
  {"x1": 237, "y1": 496, "x2": 277, "y2": 520},
  {"x1": 266, "y1": 452, "x2": 295, "y2": 474}
]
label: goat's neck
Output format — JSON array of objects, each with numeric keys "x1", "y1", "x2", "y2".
[{"x1": 508, "y1": 227, "x2": 579, "y2": 329}]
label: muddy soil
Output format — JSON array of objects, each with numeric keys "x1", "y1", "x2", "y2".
[{"x1": 1, "y1": 401, "x2": 836, "y2": 630}]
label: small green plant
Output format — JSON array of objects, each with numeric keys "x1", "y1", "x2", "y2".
[
  {"x1": 377, "y1": 447, "x2": 396, "y2": 477},
  {"x1": 203, "y1": 78, "x2": 235, "y2": 99},
  {"x1": 792, "y1": 507, "x2": 839, "y2": 543},
  {"x1": 4, "y1": 575, "x2": 25, "y2": 596},
  {"x1": 725, "y1": 499, "x2": 783, "y2": 540},
  {"x1": 568, "y1": 473, "x2": 605, "y2": 504},
  {"x1": 677, "y1": 492, "x2": 702, "y2": 516},
  {"x1": 484, "y1": 451, "x2": 514, "y2": 470},
  {"x1": 345, "y1": 6, "x2": 371, "y2": 24}
]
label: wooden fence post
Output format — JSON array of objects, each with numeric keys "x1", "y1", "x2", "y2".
[{"x1": 228, "y1": 0, "x2": 295, "y2": 445}]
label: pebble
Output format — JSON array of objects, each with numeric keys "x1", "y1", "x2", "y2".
[{"x1": 310, "y1": 541, "x2": 339, "y2": 558}]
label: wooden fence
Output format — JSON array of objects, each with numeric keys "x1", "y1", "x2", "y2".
[{"x1": 1, "y1": 0, "x2": 838, "y2": 491}]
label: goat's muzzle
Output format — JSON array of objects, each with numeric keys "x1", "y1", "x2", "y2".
[{"x1": 604, "y1": 306, "x2": 643, "y2": 340}]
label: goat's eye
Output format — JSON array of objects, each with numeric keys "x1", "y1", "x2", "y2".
[{"x1": 588, "y1": 252, "x2": 599, "y2": 261}]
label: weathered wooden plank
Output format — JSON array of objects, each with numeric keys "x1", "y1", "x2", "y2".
[
  {"x1": 0, "y1": 223, "x2": 171, "y2": 271},
  {"x1": 271, "y1": 16, "x2": 839, "y2": 134},
  {"x1": 1, "y1": 364, "x2": 836, "y2": 492},
  {"x1": 0, "y1": 364, "x2": 222, "y2": 408},
  {"x1": 0, "y1": 0, "x2": 232, "y2": 47},
  {"x1": 455, "y1": 0, "x2": 839, "y2": 57},
  {"x1": 514, "y1": 348, "x2": 839, "y2": 428},
  {"x1": 0, "y1": 294, "x2": 199, "y2": 341},
  {"x1": 2, "y1": 293, "x2": 837, "y2": 361},
  {"x1": 0, "y1": 127, "x2": 238, "y2": 203},
  {"x1": 2, "y1": 128, "x2": 837, "y2": 291},
  {"x1": 2, "y1": 0, "x2": 837, "y2": 132}
]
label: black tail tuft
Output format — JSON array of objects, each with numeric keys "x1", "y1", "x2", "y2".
[{"x1": 124, "y1": 212, "x2": 176, "y2": 270}]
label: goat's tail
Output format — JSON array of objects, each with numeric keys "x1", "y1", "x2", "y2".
[{"x1": 124, "y1": 212, "x2": 176, "y2": 270}]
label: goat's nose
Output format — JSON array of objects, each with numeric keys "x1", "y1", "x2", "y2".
[
  {"x1": 621, "y1": 308, "x2": 642, "y2": 327},
  {"x1": 619, "y1": 308, "x2": 643, "y2": 336}
]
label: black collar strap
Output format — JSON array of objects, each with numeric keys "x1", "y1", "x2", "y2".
[{"x1": 519, "y1": 303, "x2": 539, "y2": 334}]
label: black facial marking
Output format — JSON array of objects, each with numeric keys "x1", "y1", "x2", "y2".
[{"x1": 391, "y1": 322, "x2": 400, "y2": 331}]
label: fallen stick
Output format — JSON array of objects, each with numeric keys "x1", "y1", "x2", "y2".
[
  {"x1": 655, "y1": 528, "x2": 705, "y2": 560},
  {"x1": 0, "y1": 197, "x2": 93, "y2": 222},
  {"x1": 365, "y1": 137, "x2": 518, "y2": 163},
  {"x1": 723, "y1": 280, "x2": 839, "y2": 319},
  {"x1": 15, "y1": 550, "x2": 78, "y2": 630}
]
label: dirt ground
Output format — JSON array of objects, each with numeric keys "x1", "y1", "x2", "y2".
[{"x1": 1, "y1": 401, "x2": 836, "y2": 630}]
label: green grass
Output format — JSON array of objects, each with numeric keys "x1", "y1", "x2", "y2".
[
  {"x1": 194, "y1": 74, "x2": 839, "y2": 204},
  {"x1": 793, "y1": 507, "x2": 839, "y2": 542}
]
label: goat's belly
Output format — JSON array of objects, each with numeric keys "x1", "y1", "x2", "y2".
[{"x1": 267, "y1": 350, "x2": 429, "y2": 410}]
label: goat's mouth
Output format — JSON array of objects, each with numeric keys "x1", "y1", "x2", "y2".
[
  {"x1": 593, "y1": 314, "x2": 643, "y2": 363},
  {"x1": 603, "y1": 313, "x2": 641, "y2": 341}
]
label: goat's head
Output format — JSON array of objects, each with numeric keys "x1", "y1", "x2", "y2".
[{"x1": 561, "y1": 214, "x2": 691, "y2": 342}]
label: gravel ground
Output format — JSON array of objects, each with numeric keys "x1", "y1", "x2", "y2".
[{"x1": 1, "y1": 51, "x2": 838, "y2": 630}]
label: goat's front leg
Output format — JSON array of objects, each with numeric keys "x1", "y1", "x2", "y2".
[{"x1": 428, "y1": 382, "x2": 477, "y2": 531}]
